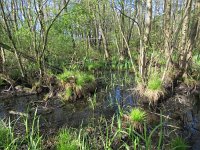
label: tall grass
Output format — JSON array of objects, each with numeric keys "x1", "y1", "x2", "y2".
[
  {"x1": 0, "y1": 109, "x2": 42, "y2": 150},
  {"x1": 0, "y1": 120, "x2": 16, "y2": 150},
  {"x1": 77, "y1": 112, "x2": 164, "y2": 150},
  {"x1": 23, "y1": 109, "x2": 42, "y2": 150}
]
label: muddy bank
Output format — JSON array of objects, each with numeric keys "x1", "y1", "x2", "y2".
[{"x1": 158, "y1": 83, "x2": 200, "y2": 150}]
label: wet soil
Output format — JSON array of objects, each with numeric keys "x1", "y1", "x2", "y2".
[{"x1": 160, "y1": 83, "x2": 200, "y2": 150}]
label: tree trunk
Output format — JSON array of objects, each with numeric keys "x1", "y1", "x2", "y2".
[
  {"x1": 164, "y1": 0, "x2": 172, "y2": 61},
  {"x1": 180, "y1": 0, "x2": 192, "y2": 72},
  {"x1": 162, "y1": 0, "x2": 172, "y2": 81},
  {"x1": 140, "y1": 0, "x2": 152, "y2": 83}
]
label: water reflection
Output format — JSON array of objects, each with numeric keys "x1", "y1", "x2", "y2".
[{"x1": 107, "y1": 85, "x2": 136, "y2": 113}]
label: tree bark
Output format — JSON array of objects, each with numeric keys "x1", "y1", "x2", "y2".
[
  {"x1": 140, "y1": 0, "x2": 152, "y2": 83},
  {"x1": 180, "y1": 0, "x2": 192, "y2": 72}
]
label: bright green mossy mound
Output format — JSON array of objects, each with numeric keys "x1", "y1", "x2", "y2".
[
  {"x1": 57, "y1": 70, "x2": 95, "y2": 87},
  {"x1": 57, "y1": 70, "x2": 96, "y2": 101}
]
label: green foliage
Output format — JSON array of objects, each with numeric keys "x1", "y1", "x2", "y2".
[
  {"x1": 57, "y1": 70, "x2": 76, "y2": 82},
  {"x1": 147, "y1": 74, "x2": 162, "y2": 91},
  {"x1": 76, "y1": 73, "x2": 95, "y2": 86},
  {"x1": 170, "y1": 137, "x2": 189, "y2": 150},
  {"x1": 15, "y1": 26, "x2": 32, "y2": 45},
  {"x1": 62, "y1": 3, "x2": 92, "y2": 33},
  {"x1": 84, "y1": 58, "x2": 106, "y2": 71},
  {"x1": 57, "y1": 129, "x2": 78, "y2": 150},
  {"x1": 129, "y1": 108, "x2": 146, "y2": 122}
]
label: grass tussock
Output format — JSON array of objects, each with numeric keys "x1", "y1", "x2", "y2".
[
  {"x1": 57, "y1": 70, "x2": 95, "y2": 87},
  {"x1": 56, "y1": 70, "x2": 96, "y2": 101},
  {"x1": 135, "y1": 83, "x2": 165, "y2": 105},
  {"x1": 56, "y1": 129, "x2": 79, "y2": 150},
  {"x1": 0, "y1": 110, "x2": 42, "y2": 150},
  {"x1": 135, "y1": 72, "x2": 165, "y2": 105},
  {"x1": 147, "y1": 77, "x2": 162, "y2": 91},
  {"x1": 123, "y1": 108, "x2": 147, "y2": 132},
  {"x1": 144, "y1": 89, "x2": 165, "y2": 105},
  {"x1": 129, "y1": 108, "x2": 146, "y2": 122}
]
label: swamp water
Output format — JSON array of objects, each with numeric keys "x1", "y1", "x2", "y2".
[
  {"x1": 0, "y1": 72, "x2": 135, "y2": 133},
  {"x1": 0, "y1": 71, "x2": 200, "y2": 149}
]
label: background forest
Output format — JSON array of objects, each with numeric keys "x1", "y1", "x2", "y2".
[
  {"x1": 0, "y1": 0, "x2": 200, "y2": 149},
  {"x1": 0, "y1": 0, "x2": 199, "y2": 85}
]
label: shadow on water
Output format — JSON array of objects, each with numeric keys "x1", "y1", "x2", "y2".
[
  {"x1": 0, "y1": 71, "x2": 136, "y2": 136},
  {"x1": 106, "y1": 85, "x2": 137, "y2": 113}
]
